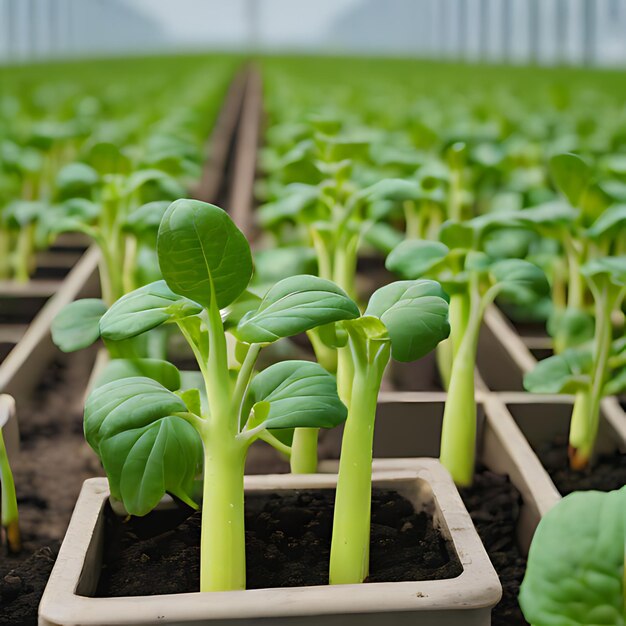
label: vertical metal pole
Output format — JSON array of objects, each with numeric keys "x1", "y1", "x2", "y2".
[
  {"x1": 582, "y1": 0, "x2": 596, "y2": 65},
  {"x1": 502, "y1": 0, "x2": 512, "y2": 63},
  {"x1": 245, "y1": 0, "x2": 259, "y2": 53},
  {"x1": 479, "y1": 0, "x2": 489, "y2": 61},
  {"x1": 555, "y1": 0, "x2": 568, "y2": 64},
  {"x1": 5, "y1": 0, "x2": 17, "y2": 63},
  {"x1": 528, "y1": 0, "x2": 540, "y2": 64}
]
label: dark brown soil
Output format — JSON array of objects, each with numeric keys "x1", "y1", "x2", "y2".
[
  {"x1": 0, "y1": 348, "x2": 102, "y2": 626},
  {"x1": 460, "y1": 468, "x2": 528, "y2": 626},
  {"x1": 536, "y1": 434, "x2": 626, "y2": 496},
  {"x1": 96, "y1": 488, "x2": 462, "y2": 597}
]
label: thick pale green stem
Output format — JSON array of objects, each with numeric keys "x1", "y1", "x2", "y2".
[
  {"x1": 568, "y1": 389, "x2": 592, "y2": 468},
  {"x1": 307, "y1": 328, "x2": 338, "y2": 373},
  {"x1": 330, "y1": 340, "x2": 389, "y2": 585},
  {"x1": 205, "y1": 296, "x2": 232, "y2": 426},
  {"x1": 0, "y1": 230, "x2": 11, "y2": 279},
  {"x1": 290, "y1": 428, "x2": 320, "y2": 474},
  {"x1": 0, "y1": 429, "x2": 20, "y2": 554},
  {"x1": 448, "y1": 169, "x2": 463, "y2": 222},
  {"x1": 439, "y1": 286, "x2": 482, "y2": 487},
  {"x1": 13, "y1": 223, "x2": 35, "y2": 283},
  {"x1": 403, "y1": 200, "x2": 423, "y2": 239},
  {"x1": 436, "y1": 292, "x2": 470, "y2": 390},
  {"x1": 200, "y1": 437, "x2": 246, "y2": 591},
  {"x1": 332, "y1": 232, "x2": 359, "y2": 300},
  {"x1": 569, "y1": 297, "x2": 613, "y2": 469}
]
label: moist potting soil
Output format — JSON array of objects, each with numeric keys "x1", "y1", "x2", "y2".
[{"x1": 96, "y1": 488, "x2": 462, "y2": 596}]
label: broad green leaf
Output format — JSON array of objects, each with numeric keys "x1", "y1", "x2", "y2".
[
  {"x1": 386, "y1": 240, "x2": 450, "y2": 279},
  {"x1": 222, "y1": 290, "x2": 262, "y2": 330},
  {"x1": 365, "y1": 280, "x2": 450, "y2": 362},
  {"x1": 157, "y1": 199, "x2": 252, "y2": 309},
  {"x1": 85, "y1": 376, "x2": 201, "y2": 515},
  {"x1": 257, "y1": 184, "x2": 320, "y2": 228},
  {"x1": 547, "y1": 307, "x2": 595, "y2": 349},
  {"x1": 549, "y1": 153, "x2": 592, "y2": 207},
  {"x1": 94, "y1": 358, "x2": 181, "y2": 391},
  {"x1": 52, "y1": 298, "x2": 107, "y2": 352},
  {"x1": 55, "y1": 162, "x2": 99, "y2": 198},
  {"x1": 587, "y1": 204, "x2": 626, "y2": 240},
  {"x1": 519, "y1": 486, "x2": 625, "y2": 626},
  {"x1": 123, "y1": 201, "x2": 171, "y2": 236},
  {"x1": 100, "y1": 280, "x2": 202, "y2": 341},
  {"x1": 523, "y1": 349, "x2": 592, "y2": 394},
  {"x1": 236, "y1": 275, "x2": 359, "y2": 344},
  {"x1": 490, "y1": 259, "x2": 550, "y2": 304},
  {"x1": 517, "y1": 201, "x2": 578, "y2": 231},
  {"x1": 582, "y1": 256, "x2": 626, "y2": 287},
  {"x1": 244, "y1": 360, "x2": 347, "y2": 430},
  {"x1": 361, "y1": 178, "x2": 422, "y2": 203}
]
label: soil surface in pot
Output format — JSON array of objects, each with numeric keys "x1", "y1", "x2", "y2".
[
  {"x1": 460, "y1": 467, "x2": 528, "y2": 626},
  {"x1": 536, "y1": 434, "x2": 626, "y2": 495},
  {"x1": 0, "y1": 348, "x2": 102, "y2": 626},
  {"x1": 96, "y1": 488, "x2": 462, "y2": 596}
]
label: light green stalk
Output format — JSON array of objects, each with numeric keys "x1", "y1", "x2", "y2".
[
  {"x1": 0, "y1": 428, "x2": 21, "y2": 554},
  {"x1": 13, "y1": 222, "x2": 35, "y2": 283},
  {"x1": 329, "y1": 333, "x2": 390, "y2": 584},
  {"x1": 436, "y1": 291, "x2": 470, "y2": 390},
  {"x1": 439, "y1": 276, "x2": 487, "y2": 486},
  {"x1": 290, "y1": 428, "x2": 320, "y2": 473},
  {"x1": 568, "y1": 286, "x2": 615, "y2": 469},
  {"x1": 178, "y1": 292, "x2": 262, "y2": 592}
]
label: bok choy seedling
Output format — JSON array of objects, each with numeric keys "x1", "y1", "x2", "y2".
[
  {"x1": 83, "y1": 199, "x2": 359, "y2": 592},
  {"x1": 0, "y1": 395, "x2": 20, "y2": 555},
  {"x1": 524, "y1": 256, "x2": 626, "y2": 469},
  {"x1": 386, "y1": 216, "x2": 550, "y2": 485},
  {"x1": 519, "y1": 485, "x2": 625, "y2": 626},
  {"x1": 319, "y1": 280, "x2": 450, "y2": 583}
]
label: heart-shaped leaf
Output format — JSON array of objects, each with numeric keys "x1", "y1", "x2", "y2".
[
  {"x1": 523, "y1": 349, "x2": 592, "y2": 394},
  {"x1": 549, "y1": 153, "x2": 592, "y2": 207},
  {"x1": 85, "y1": 377, "x2": 201, "y2": 515},
  {"x1": 100, "y1": 280, "x2": 202, "y2": 341},
  {"x1": 386, "y1": 240, "x2": 450, "y2": 279},
  {"x1": 52, "y1": 298, "x2": 107, "y2": 352},
  {"x1": 236, "y1": 275, "x2": 359, "y2": 344},
  {"x1": 365, "y1": 280, "x2": 450, "y2": 362},
  {"x1": 244, "y1": 360, "x2": 347, "y2": 430},
  {"x1": 490, "y1": 259, "x2": 550, "y2": 304},
  {"x1": 157, "y1": 199, "x2": 252, "y2": 309},
  {"x1": 519, "y1": 486, "x2": 626, "y2": 626},
  {"x1": 94, "y1": 358, "x2": 181, "y2": 391},
  {"x1": 55, "y1": 162, "x2": 99, "y2": 198}
]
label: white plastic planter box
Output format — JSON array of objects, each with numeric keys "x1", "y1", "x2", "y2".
[
  {"x1": 363, "y1": 393, "x2": 560, "y2": 551},
  {"x1": 39, "y1": 462, "x2": 501, "y2": 626}
]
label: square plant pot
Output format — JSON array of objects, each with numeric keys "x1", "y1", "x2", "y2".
[
  {"x1": 498, "y1": 392, "x2": 626, "y2": 498},
  {"x1": 0, "y1": 246, "x2": 100, "y2": 405},
  {"x1": 39, "y1": 463, "x2": 501, "y2": 626},
  {"x1": 346, "y1": 392, "x2": 560, "y2": 551}
]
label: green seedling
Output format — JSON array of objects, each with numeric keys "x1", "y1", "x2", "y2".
[
  {"x1": 320, "y1": 279, "x2": 450, "y2": 583},
  {"x1": 525, "y1": 256, "x2": 626, "y2": 469},
  {"x1": 386, "y1": 216, "x2": 549, "y2": 486},
  {"x1": 84, "y1": 199, "x2": 358, "y2": 592},
  {"x1": 0, "y1": 395, "x2": 20, "y2": 555},
  {"x1": 519, "y1": 486, "x2": 625, "y2": 626}
]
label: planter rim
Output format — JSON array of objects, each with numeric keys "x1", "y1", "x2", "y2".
[{"x1": 39, "y1": 462, "x2": 501, "y2": 625}]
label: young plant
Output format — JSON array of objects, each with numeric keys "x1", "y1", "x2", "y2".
[
  {"x1": 322, "y1": 279, "x2": 450, "y2": 584},
  {"x1": 519, "y1": 485, "x2": 625, "y2": 626},
  {"x1": 83, "y1": 199, "x2": 359, "y2": 592},
  {"x1": 386, "y1": 216, "x2": 550, "y2": 486},
  {"x1": 0, "y1": 395, "x2": 20, "y2": 555},
  {"x1": 524, "y1": 256, "x2": 626, "y2": 469}
]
